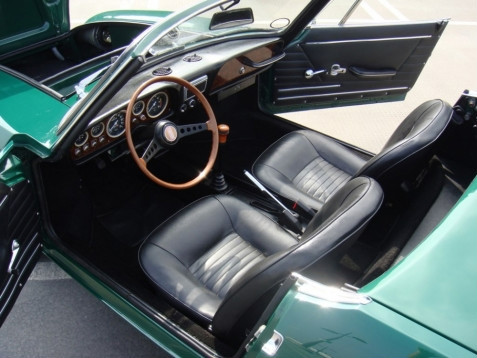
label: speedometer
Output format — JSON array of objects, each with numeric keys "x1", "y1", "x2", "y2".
[
  {"x1": 146, "y1": 92, "x2": 168, "y2": 118},
  {"x1": 106, "y1": 111, "x2": 126, "y2": 138}
]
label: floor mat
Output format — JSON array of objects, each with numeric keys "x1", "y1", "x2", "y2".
[{"x1": 97, "y1": 184, "x2": 186, "y2": 247}]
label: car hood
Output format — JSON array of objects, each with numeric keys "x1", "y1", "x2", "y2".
[{"x1": 0, "y1": 0, "x2": 69, "y2": 56}]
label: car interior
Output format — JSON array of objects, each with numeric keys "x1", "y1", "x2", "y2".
[{"x1": 3, "y1": 19, "x2": 477, "y2": 355}]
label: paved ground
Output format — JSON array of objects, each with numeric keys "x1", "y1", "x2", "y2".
[
  {"x1": 1, "y1": 1, "x2": 476, "y2": 357},
  {"x1": 0, "y1": 256, "x2": 170, "y2": 358}
]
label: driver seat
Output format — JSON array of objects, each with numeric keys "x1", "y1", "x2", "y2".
[{"x1": 139, "y1": 176, "x2": 383, "y2": 342}]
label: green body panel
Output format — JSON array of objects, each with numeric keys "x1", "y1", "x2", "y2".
[
  {"x1": 42, "y1": 241, "x2": 204, "y2": 358},
  {"x1": 0, "y1": 70, "x2": 69, "y2": 159},
  {"x1": 245, "y1": 285, "x2": 477, "y2": 358},
  {"x1": 0, "y1": 153, "x2": 26, "y2": 186},
  {"x1": 362, "y1": 175, "x2": 477, "y2": 353},
  {"x1": 0, "y1": 0, "x2": 69, "y2": 55},
  {"x1": 86, "y1": 10, "x2": 173, "y2": 25}
]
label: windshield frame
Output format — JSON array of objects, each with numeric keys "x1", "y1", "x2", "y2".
[{"x1": 136, "y1": 0, "x2": 320, "y2": 60}]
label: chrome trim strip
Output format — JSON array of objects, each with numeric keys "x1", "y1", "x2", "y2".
[
  {"x1": 306, "y1": 35, "x2": 432, "y2": 45},
  {"x1": 278, "y1": 84, "x2": 341, "y2": 93},
  {"x1": 277, "y1": 86, "x2": 408, "y2": 101},
  {"x1": 292, "y1": 273, "x2": 372, "y2": 305}
]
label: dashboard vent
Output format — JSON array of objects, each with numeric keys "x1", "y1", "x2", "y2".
[
  {"x1": 183, "y1": 54, "x2": 202, "y2": 63},
  {"x1": 152, "y1": 67, "x2": 172, "y2": 76}
]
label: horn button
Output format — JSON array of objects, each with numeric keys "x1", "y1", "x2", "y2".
[{"x1": 156, "y1": 121, "x2": 179, "y2": 146}]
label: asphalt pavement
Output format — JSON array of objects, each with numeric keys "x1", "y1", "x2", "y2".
[
  {"x1": 0, "y1": 255, "x2": 169, "y2": 358},
  {"x1": 1, "y1": 1, "x2": 476, "y2": 357}
]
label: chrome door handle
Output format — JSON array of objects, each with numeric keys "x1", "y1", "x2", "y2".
[
  {"x1": 8, "y1": 240, "x2": 20, "y2": 274},
  {"x1": 330, "y1": 64, "x2": 347, "y2": 76},
  {"x1": 305, "y1": 64, "x2": 346, "y2": 79},
  {"x1": 305, "y1": 68, "x2": 326, "y2": 79}
]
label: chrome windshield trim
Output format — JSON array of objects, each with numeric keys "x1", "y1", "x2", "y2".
[
  {"x1": 292, "y1": 273, "x2": 372, "y2": 305},
  {"x1": 338, "y1": 0, "x2": 363, "y2": 26},
  {"x1": 133, "y1": 0, "x2": 240, "y2": 58}
]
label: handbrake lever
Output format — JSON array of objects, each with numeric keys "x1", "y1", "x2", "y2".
[{"x1": 244, "y1": 170, "x2": 303, "y2": 233}]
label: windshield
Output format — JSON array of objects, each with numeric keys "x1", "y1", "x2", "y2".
[{"x1": 145, "y1": 0, "x2": 313, "y2": 57}]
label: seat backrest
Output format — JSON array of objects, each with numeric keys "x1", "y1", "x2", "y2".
[
  {"x1": 356, "y1": 99, "x2": 452, "y2": 191},
  {"x1": 211, "y1": 176, "x2": 383, "y2": 338}
]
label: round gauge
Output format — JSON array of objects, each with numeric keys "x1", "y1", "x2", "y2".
[
  {"x1": 133, "y1": 100, "x2": 145, "y2": 116},
  {"x1": 106, "y1": 111, "x2": 126, "y2": 138},
  {"x1": 90, "y1": 122, "x2": 105, "y2": 138},
  {"x1": 74, "y1": 132, "x2": 89, "y2": 147},
  {"x1": 146, "y1": 92, "x2": 169, "y2": 118}
]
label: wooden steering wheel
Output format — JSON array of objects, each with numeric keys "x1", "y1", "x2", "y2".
[{"x1": 125, "y1": 76, "x2": 218, "y2": 189}]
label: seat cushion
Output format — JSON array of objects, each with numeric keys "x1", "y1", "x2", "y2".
[
  {"x1": 253, "y1": 130, "x2": 366, "y2": 210},
  {"x1": 139, "y1": 195, "x2": 297, "y2": 326}
]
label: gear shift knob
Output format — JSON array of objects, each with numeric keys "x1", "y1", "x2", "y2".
[{"x1": 218, "y1": 124, "x2": 230, "y2": 144}]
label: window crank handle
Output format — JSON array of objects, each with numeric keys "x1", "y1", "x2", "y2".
[{"x1": 305, "y1": 68, "x2": 325, "y2": 79}]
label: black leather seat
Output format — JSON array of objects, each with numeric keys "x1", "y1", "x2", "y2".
[
  {"x1": 253, "y1": 99, "x2": 453, "y2": 210},
  {"x1": 139, "y1": 176, "x2": 383, "y2": 341}
]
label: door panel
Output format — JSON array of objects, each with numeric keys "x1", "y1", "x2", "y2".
[
  {"x1": 260, "y1": 20, "x2": 448, "y2": 112},
  {"x1": 0, "y1": 180, "x2": 41, "y2": 326}
]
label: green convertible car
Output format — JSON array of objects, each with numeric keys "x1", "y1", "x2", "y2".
[{"x1": 1, "y1": 0, "x2": 476, "y2": 356}]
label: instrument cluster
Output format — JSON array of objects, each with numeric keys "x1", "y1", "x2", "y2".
[{"x1": 71, "y1": 90, "x2": 170, "y2": 161}]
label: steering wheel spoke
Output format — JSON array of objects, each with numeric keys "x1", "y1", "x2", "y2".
[
  {"x1": 177, "y1": 123, "x2": 208, "y2": 139},
  {"x1": 141, "y1": 138, "x2": 164, "y2": 163}
]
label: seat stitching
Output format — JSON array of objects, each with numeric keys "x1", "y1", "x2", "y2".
[
  {"x1": 215, "y1": 254, "x2": 264, "y2": 297},
  {"x1": 322, "y1": 172, "x2": 351, "y2": 199},
  {"x1": 192, "y1": 234, "x2": 243, "y2": 280},
  {"x1": 315, "y1": 171, "x2": 351, "y2": 201},
  {"x1": 211, "y1": 249, "x2": 263, "y2": 295},
  {"x1": 200, "y1": 239, "x2": 250, "y2": 286}
]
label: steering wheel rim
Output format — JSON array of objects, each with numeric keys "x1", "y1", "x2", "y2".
[{"x1": 125, "y1": 75, "x2": 218, "y2": 189}]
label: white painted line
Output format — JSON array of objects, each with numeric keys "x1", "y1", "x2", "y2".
[
  {"x1": 449, "y1": 21, "x2": 477, "y2": 26},
  {"x1": 360, "y1": 1, "x2": 385, "y2": 21},
  {"x1": 379, "y1": 0, "x2": 409, "y2": 21}
]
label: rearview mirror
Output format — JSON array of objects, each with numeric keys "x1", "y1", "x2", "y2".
[{"x1": 209, "y1": 8, "x2": 254, "y2": 30}]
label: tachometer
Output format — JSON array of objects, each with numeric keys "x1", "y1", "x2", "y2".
[
  {"x1": 107, "y1": 111, "x2": 126, "y2": 138},
  {"x1": 146, "y1": 92, "x2": 168, "y2": 118}
]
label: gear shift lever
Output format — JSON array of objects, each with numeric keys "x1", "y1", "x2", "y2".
[{"x1": 212, "y1": 124, "x2": 230, "y2": 192}]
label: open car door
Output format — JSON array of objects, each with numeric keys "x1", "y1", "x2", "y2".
[
  {"x1": 260, "y1": 1, "x2": 448, "y2": 113},
  {"x1": 0, "y1": 178, "x2": 42, "y2": 326}
]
